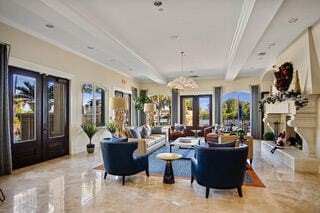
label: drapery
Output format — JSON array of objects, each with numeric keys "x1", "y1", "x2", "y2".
[
  {"x1": 171, "y1": 89, "x2": 178, "y2": 125},
  {"x1": 214, "y1": 87, "x2": 222, "y2": 125},
  {"x1": 132, "y1": 87, "x2": 138, "y2": 127},
  {"x1": 0, "y1": 43, "x2": 12, "y2": 175},
  {"x1": 139, "y1": 90, "x2": 147, "y2": 126},
  {"x1": 250, "y1": 85, "x2": 260, "y2": 138}
]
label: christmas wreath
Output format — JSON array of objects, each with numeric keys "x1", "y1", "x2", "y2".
[
  {"x1": 259, "y1": 62, "x2": 308, "y2": 111},
  {"x1": 274, "y1": 62, "x2": 293, "y2": 92}
]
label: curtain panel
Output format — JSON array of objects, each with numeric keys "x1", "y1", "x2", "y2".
[{"x1": 0, "y1": 43, "x2": 12, "y2": 175}]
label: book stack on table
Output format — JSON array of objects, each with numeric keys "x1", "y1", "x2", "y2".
[{"x1": 180, "y1": 137, "x2": 192, "y2": 143}]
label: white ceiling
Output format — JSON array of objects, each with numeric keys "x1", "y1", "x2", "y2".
[{"x1": 0, "y1": 0, "x2": 320, "y2": 84}]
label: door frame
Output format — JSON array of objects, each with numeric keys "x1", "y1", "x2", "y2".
[{"x1": 9, "y1": 66, "x2": 69, "y2": 168}]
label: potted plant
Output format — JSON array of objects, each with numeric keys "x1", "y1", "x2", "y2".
[
  {"x1": 81, "y1": 122, "x2": 99, "y2": 153},
  {"x1": 106, "y1": 120, "x2": 117, "y2": 137},
  {"x1": 133, "y1": 95, "x2": 151, "y2": 111},
  {"x1": 263, "y1": 132, "x2": 275, "y2": 141},
  {"x1": 237, "y1": 129, "x2": 246, "y2": 140}
]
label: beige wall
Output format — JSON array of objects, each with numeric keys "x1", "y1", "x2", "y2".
[
  {"x1": 0, "y1": 22, "x2": 139, "y2": 154},
  {"x1": 272, "y1": 20, "x2": 320, "y2": 158}
]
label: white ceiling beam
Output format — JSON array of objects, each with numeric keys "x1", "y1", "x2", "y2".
[
  {"x1": 15, "y1": 0, "x2": 167, "y2": 84},
  {"x1": 225, "y1": 0, "x2": 283, "y2": 80}
]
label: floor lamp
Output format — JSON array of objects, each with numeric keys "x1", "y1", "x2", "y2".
[
  {"x1": 111, "y1": 97, "x2": 128, "y2": 136},
  {"x1": 144, "y1": 103, "x2": 155, "y2": 126}
]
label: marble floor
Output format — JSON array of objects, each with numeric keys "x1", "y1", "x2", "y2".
[{"x1": 0, "y1": 140, "x2": 319, "y2": 213}]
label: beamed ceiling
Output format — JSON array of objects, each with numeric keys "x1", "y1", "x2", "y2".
[{"x1": 0, "y1": 0, "x2": 320, "y2": 84}]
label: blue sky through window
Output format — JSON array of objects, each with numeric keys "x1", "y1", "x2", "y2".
[{"x1": 223, "y1": 91, "x2": 250, "y2": 103}]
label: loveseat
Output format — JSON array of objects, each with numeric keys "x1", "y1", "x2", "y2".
[{"x1": 124, "y1": 126, "x2": 166, "y2": 155}]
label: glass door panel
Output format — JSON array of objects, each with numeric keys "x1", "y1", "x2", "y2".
[
  {"x1": 82, "y1": 83, "x2": 93, "y2": 124},
  {"x1": 95, "y1": 85, "x2": 105, "y2": 126},
  {"x1": 199, "y1": 96, "x2": 210, "y2": 126},
  {"x1": 12, "y1": 74, "x2": 36, "y2": 143},
  {"x1": 48, "y1": 81, "x2": 65, "y2": 138},
  {"x1": 181, "y1": 97, "x2": 193, "y2": 126}
]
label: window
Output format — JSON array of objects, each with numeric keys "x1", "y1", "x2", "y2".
[
  {"x1": 82, "y1": 83, "x2": 105, "y2": 126},
  {"x1": 150, "y1": 94, "x2": 171, "y2": 126},
  {"x1": 222, "y1": 91, "x2": 250, "y2": 133}
]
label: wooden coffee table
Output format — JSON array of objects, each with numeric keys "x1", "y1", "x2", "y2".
[{"x1": 156, "y1": 153, "x2": 182, "y2": 184}]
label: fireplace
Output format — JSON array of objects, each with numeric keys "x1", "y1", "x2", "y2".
[{"x1": 262, "y1": 95, "x2": 320, "y2": 174}]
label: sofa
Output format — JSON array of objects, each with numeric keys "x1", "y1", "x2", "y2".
[
  {"x1": 220, "y1": 135, "x2": 253, "y2": 164},
  {"x1": 124, "y1": 126, "x2": 166, "y2": 155}
]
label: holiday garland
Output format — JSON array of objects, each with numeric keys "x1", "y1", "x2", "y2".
[{"x1": 259, "y1": 62, "x2": 308, "y2": 111}]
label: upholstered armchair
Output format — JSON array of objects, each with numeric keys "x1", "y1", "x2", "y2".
[
  {"x1": 191, "y1": 144, "x2": 248, "y2": 198},
  {"x1": 100, "y1": 139, "x2": 149, "y2": 185},
  {"x1": 204, "y1": 126, "x2": 218, "y2": 142}
]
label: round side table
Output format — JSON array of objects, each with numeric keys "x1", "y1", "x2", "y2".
[{"x1": 156, "y1": 153, "x2": 182, "y2": 184}]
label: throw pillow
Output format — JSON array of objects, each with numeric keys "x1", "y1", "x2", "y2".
[
  {"x1": 129, "y1": 127, "x2": 141, "y2": 139},
  {"x1": 141, "y1": 126, "x2": 151, "y2": 138},
  {"x1": 174, "y1": 123, "x2": 184, "y2": 132},
  {"x1": 151, "y1": 126, "x2": 162, "y2": 134}
]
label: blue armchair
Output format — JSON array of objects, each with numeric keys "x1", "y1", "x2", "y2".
[
  {"x1": 100, "y1": 139, "x2": 149, "y2": 185},
  {"x1": 191, "y1": 145, "x2": 248, "y2": 198}
]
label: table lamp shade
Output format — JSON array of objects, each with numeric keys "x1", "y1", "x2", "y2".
[
  {"x1": 111, "y1": 97, "x2": 128, "y2": 111},
  {"x1": 144, "y1": 103, "x2": 155, "y2": 112}
]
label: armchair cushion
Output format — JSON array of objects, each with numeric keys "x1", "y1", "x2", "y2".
[
  {"x1": 208, "y1": 141, "x2": 235, "y2": 148},
  {"x1": 101, "y1": 137, "x2": 128, "y2": 143}
]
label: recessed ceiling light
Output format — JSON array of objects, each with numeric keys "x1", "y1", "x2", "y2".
[
  {"x1": 170, "y1": 35, "x2": 180, "y2": 40},
  {"x1": 87, "y1": 46, "x2": 95, "y2": 50},
  {"x1": 45, "y1": 24, "x2": 54, "y2": 28},
  {"x1": 258, "y1": 52, "x2": 266, "y2": 56},
  {"x1": 154, "y1": 1, "x2": 162, "y2": 7},
  {"x1": 288, "y1": 17, "x2": 298, "y2": 23}
]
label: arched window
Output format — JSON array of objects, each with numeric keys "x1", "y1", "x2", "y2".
[
  {"x1": 82, "y1": 83, "x2": 105, "y2": 126},
  {"x1": 222, "y1": 91, "x2": 250, "y2": 133}
]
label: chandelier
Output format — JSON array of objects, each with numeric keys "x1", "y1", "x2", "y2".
[{"x1": 167, "y1": 51, "x2": 199, "y2": 90}]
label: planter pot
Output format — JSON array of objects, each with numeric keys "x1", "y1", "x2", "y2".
[{"x1": 87, "y1": 144, "x2": 95, "y2": 153}]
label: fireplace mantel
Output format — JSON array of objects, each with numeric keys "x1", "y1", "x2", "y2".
[{"x1": 262, "y1": 94, "x2": 320, "y2": 173}]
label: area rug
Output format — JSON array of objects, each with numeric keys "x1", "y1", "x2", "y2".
[{"x1": 94, "y1": 144, "x2": 265, "y2": 187}]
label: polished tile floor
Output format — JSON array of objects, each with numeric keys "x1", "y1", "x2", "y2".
[{"x1": 0, "y1": 140, "x2": 319, "y2": 213}]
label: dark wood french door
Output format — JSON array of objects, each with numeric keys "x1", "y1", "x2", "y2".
[
  {"x1": 180, "y1": 95, "x2": 212, "y2": 128},
  {"x1": 9, "y1": 66, "x2": 69, "y2": 169}
]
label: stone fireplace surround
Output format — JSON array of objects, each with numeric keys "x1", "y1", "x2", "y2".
[{"x1": 262, "y1": 95, "x2": 320, "y2": 174}]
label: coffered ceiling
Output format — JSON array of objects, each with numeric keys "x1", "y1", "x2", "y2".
[{"x1": 0, "y1": 0, "x2": 320, "y2": 84}]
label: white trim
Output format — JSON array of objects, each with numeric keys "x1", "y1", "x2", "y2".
[{"x1": 9, "y1": 57, "x2": 75, "y2": 79}]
